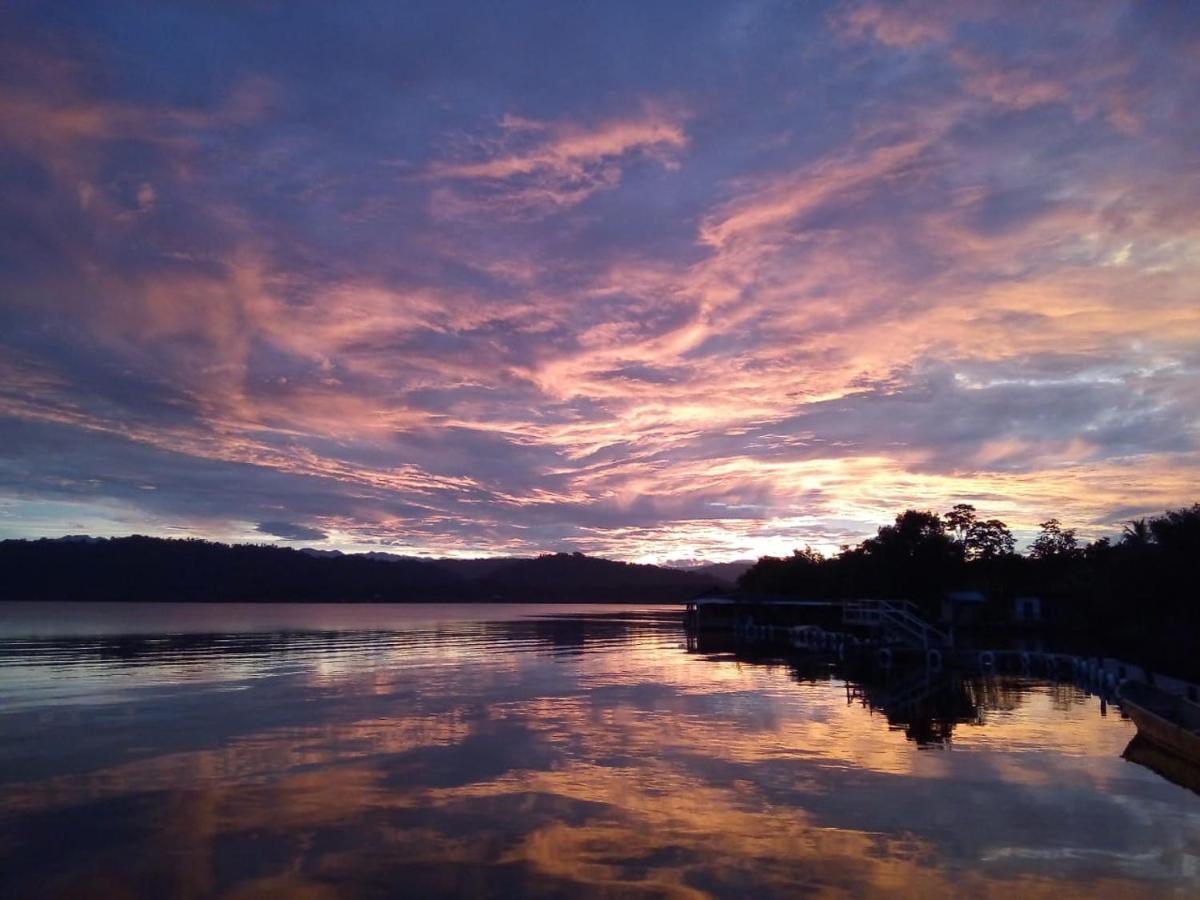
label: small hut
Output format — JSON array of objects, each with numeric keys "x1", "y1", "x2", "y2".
[
  {"x1": 1011, "y1": 595, "x2": 1042, "y2": 624},
  {"x1": 940, "y1": 590, "x2": 987, "y2": 627}
]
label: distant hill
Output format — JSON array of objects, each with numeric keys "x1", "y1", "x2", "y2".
[
  {"x1": 299, "y1": 548, "x2": 528, "y2": 580},
  {"x1": 0, "y1": 538, "x2": 721, "y2": 603},
  {"x1": 666, "y1": 559, "x2": 755, "y2": 583},
  {"x1": 0, "y1": 536, "x2": 464, "y2": 603},
  {"x1": 430, "y1": 557, "x2": 530, "y2": 580},
  {"x1": 477, "y1": 552, "x2": 728, "y2": 602}
]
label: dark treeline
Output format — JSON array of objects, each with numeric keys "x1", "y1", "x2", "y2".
[
  {"x1": 0, "y1": 537, "x2": 726, "y2": 603},
  {"x1": 739, "y1": 503, "x2": 1200, "y2": 647}
]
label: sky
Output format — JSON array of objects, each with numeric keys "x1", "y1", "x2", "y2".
[{"x1": 1, "y1": 1, "x2": 1198, "y2": 562}]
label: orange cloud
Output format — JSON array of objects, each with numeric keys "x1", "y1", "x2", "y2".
[{"x1": 2, "y1": 9, "x2": 1197, "y2": 559}]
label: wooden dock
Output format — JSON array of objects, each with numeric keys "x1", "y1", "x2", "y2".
[{"x1": 686, "y1": 596, "x2": 949, "y2": 648}]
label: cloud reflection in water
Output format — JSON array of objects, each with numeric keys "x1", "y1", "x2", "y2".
[{"x1": 0, "y1": 603, "x2": 1198, "y2": 897}]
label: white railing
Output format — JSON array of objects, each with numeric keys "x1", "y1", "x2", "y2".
[{"x1": 842, "y1": 599, "x2": 949, "y2": 648}]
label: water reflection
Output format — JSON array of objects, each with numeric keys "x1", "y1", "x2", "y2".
[
  {"x1": 1, "y1": 603, "x2": 1198, "y2": 897},
  {"x1": 1124, "y1": 736, "x2": 1200, "y2": 799}
]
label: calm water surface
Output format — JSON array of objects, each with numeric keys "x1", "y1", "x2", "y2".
[{"x1": 1, "y1": 602, "x2": 1198, "y2": 898}]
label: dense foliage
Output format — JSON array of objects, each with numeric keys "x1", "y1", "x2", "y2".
[{"x1": 738, "y1": 503, "x2": 1200, "y2": 642}]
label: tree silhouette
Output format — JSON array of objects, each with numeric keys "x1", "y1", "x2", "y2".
[
  {"x1": 966, "y1": 519, "x2": 1015, "y2": 559},
  {"x1": 1029, "y1": 518, "x2": 1079, "y2": 560},
  {"x1": 735, "y1": 502, "x2": 1200, "y2": 677},
  {"x1": 1147, "y1": 503, "x2": 1200, "y2": 553},
  {"x1": 864, "y1": 510, "x2": 956, "y2": 559},
  {"x1": 944, "y1": 504, "x2": 978, "y2": 546},
  {"x1": 859, "y1": 510, "x2": 963, "y2": 609},
  {"x1": 1121, "y1": 518, "x2": 1151, "y2": 547}
]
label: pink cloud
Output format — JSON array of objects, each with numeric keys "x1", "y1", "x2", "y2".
[
  {"x1": 835, "y1": 2, "x2": 951, "y2": 47},
  {"x1": 426, "y1": 109, "x2": 687, "y2": 218},
  {"x1": 3, "y1": 10, "x2": 1198, "y2": 560}
]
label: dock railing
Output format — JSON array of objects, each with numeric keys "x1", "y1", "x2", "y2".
[{"x1": 843, "y1": 599, "x2": 950, "y2": 649}]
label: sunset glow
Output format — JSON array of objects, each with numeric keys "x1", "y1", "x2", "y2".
[{"x1": 2, "y1": 2, "x2": 1198, "y2": 559}]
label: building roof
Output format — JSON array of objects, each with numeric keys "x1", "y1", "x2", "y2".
[{"x1": 943, "y1": 590, "x2": 987, "y2": 604}]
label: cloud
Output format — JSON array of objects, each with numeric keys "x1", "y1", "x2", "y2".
[
  {"x1": 255, "y1": 521, "x2": 328, "y2": 542},
  {"x1": 835, "y1": 2, "x2": 951, "y2": 48},
  {"x1": 427, "y1": 110, "x2": 687, "y2": 219},
  {"x1": 1, "y1": 1, "x2": 1198, "y2": 560}
]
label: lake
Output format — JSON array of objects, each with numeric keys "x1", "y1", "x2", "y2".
[{"x1": 1, "y1": 602, "x2": 1198, "y2": 898}]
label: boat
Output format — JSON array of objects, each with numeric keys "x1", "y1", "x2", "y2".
[
  {"x1": 1123, "y1": 734, "x2": 1200, "y2": 796},
  {"x1": 1118, "y1": 680, "x2": 1200, "y2": 762}
]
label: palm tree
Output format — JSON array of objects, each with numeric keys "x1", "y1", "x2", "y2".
[{"x1": 1121, "y1": 518, "x2": 1151, "y2": 547}]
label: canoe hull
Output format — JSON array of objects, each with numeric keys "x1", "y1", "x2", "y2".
[
  {"x1": 1124, "y1": 703, "x2": 1200, "y2": 760},
  {"x1": 1119, "y1": 681, "x2": 1200, "y2": 763}
]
